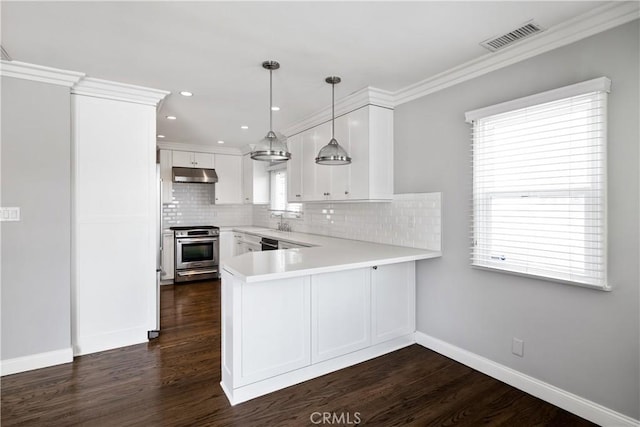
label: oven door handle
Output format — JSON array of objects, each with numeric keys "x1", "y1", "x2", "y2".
[{"x1": 177, "y1": 237, "x2": 218, "y2": 244}]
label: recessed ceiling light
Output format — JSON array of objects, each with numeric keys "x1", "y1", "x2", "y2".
[
  {"x1": 240, "y1": 125, "x2": 249, "y2": 130},
  {"x1": 157, "y1": 135, "x2": 165, "y2": 138},
  {"x1": 271, "y1": 106, "x2": 280, "y2": 111},
  {"x1": 166, "y1": 115, "x2": 177, "y2": 120},
  {"x1": 179, "y1": 91, "x2": 193, "y2": 97},
  {"x1": 217, "y1": 140, "x2": 225, "y2": 144}
]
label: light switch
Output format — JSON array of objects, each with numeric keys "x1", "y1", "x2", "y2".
[{"x1": 0, "y1": 207, "x2": 20, "y2": 222}]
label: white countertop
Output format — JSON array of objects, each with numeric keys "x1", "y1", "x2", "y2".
[{"x1": 222, "y1": 226, "x2": 441, "y2": 282}]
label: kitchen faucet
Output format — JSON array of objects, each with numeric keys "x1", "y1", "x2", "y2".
[{"x1": 276, "y1": 213, "x2": 291, "y2": 232}]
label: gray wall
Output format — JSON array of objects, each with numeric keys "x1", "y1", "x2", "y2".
[
  {"x1": 1, "y1": 76, "x2": 72, "y2": 359},
  {"x1": 395, "y1": 21, "x2": 639, "y2": 419}
]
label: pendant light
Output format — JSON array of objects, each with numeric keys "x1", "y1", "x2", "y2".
[
  {"x1": 251, "y1": 60, "x2": 291, "y2": 162},
  {"x1": 316, "y1": 76, "x2": 351, "y2": 165}
]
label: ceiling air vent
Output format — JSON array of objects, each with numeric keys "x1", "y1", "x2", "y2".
[{"x1": 480, "y1": 21, "x2": 544, "y2": 52}]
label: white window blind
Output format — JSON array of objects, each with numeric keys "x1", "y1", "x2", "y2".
[{"x1": 468, "y1": 78, "x2": 609, "y2": 289}]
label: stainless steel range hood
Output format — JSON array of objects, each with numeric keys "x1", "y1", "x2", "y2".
[{"x1": 172, "y1": 167, "x2": 218, "y2": 184}]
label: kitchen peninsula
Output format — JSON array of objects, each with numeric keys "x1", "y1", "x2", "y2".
[{"x1": 220, "y1": 229, "x2": 441, "y2": 405}]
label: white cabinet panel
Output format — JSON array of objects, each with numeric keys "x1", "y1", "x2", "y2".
[
  {"x1": 242, "y1": 154, "x2": 269, "y2": 204},
  {"x1": 286, "y1": 134, "x2": 303, "y2": 202},
  {"x1": 214, "y1": 154, "x2": 242, "y2": 204},
  {"x1": 219, "y1": 231, "x2": 234, "y2": 269},
  {"x1": 72, "y1": 94, "x2": 157, "y2": 355},
  {"x1": 161, "y1": 232, "x2": 174, "y2": 281},
  {"x1": 311, "y1": 268, "x2": 371, "y2": 363},
  {"x1": 159, "y1": 149, "x2": 173, "y2": 204},
  {"x1": 239, "y1": 276, "x2": 311, "y2": 386},
  {"x1": 371, "y1": 262, "x2": 415, "y2": 344}
]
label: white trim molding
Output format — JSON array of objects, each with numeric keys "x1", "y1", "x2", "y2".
[
  {"x1": 283, "y1": 86, "x2": 394, "y2": 137},
  {"x1": 393, "y1": 2, "x2": 639, "y2": 106},
  {"x1": 72, "y1": 77, "x2": 169, "y2": 106},
  {"x1": 156, "y1": 140, "x2": 243, "y2": 155},
  {"x1": 1, "y1": 348, "x2": 73, "y2": 376},
  {"x1": 465, "y1": 76, "x2": 611, "y2": 122},
  {"x1": 0, "y1": 60, "x2": 84, "y2": 87},
  {"x1": 415, "y1": 332, "x2": 640, "y2": 427}
]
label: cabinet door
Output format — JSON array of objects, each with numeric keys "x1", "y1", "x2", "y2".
[
  {"x1": 161, "y1": 233, "x2": 174, "y2": 280},
  {"x1": 214, "y1": 154, "x2": 242, "y2": 204},
  {"x1": 233, "y1": 233, "x2": 244, "y2": 256},
  {"x1": 172, "y1": 150, "x2": 193, "y2": 167},
  {"x1": 329, "y1": 114, "x2": 351, "y2": 200},
  {"x1": 243, "y1": 154, "x2": 269, "y2": 204},
  {"x1": 242, "y1": 154, "x2": 253, "y2": 203},
  {"x1": 238, "y1": 276, "x2": 311, "y2": 386},
  {"x1": 194, "y1": 152, "x2": 215, "y2": 169},
  {"x1": 159, "y1": 150, "x2": 173, "y2": 203},
  {"x1": 311, "y1": 268, "x2": 371, "y2": 363},
  {"x1": 371, "y1": 262, "x2": 415, "y2": 344},
  {"x1": 313, "y1": 122, "x2": 333, "y2": 200},
  {"x1": 345, "y1": 106, "x2": 370, "y2": 200},
  {"x1": 287, "y1": 134, "x2": 303, "y2": 202}
]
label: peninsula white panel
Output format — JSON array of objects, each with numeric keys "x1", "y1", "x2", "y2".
[
  {"x1": 311, "y1": 268, "x2": 371, "y2": 363},
  {"x1": 371, "y1": 262, "x2": 416, "y2": 344},
  {"x1": 72, "y1": 94, "x2": 157, "y2": 355}
]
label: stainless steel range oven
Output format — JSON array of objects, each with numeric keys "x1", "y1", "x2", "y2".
[{"x1": 172, "y1": 226, "x2": 219, "y2": 283}]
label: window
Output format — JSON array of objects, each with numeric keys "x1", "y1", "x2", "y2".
[
  {"x1": 269, "y1": 168, "x2": 302, "y2": 215},
  {"x1": 466, "y1": 77, "x2": 610, "y2": 289}
]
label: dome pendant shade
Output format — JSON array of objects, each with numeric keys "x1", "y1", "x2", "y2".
[
  {"x1": 251, "y1": 60, "x2": 291, "y2": 162},
  {"x1": 251, "y1": 130, "x2": 291, "y2": 161},
  {"x1": 316, "y1": 76, "x2": 351, "y2": 166},
  {"x1": 316, "y1": 137, "x2": 351, "y2": 165}
]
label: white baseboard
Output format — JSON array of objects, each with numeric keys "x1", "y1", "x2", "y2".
[
  {"x1": 414, "y1": 332, "x2": 639, "y2": 427},
  {"x1": 1, "y1": 348, "x2": 73, "y2": 376},
  {"x1": 74, "y1": 326, "x2": 149, "y2": 356}
]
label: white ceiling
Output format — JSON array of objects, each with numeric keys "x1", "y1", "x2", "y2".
[{"x1": 1, "y1": 1, "x2": 606, "y2": 150}]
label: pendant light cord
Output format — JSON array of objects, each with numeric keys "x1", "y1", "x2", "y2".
[
  {"x1": 269, "y1": 69, "x2": 273, "y2": 133},
  {"x1": 331, "y1": 81, "x2": 335, "y2": 139}
]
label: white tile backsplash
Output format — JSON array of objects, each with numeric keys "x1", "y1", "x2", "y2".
[
  {"x1": 163, "y1": 183, "x2": 253, "y2": 228},
  {"x1": 252, "y1": 192, "x2": 441, "y2": 250}
]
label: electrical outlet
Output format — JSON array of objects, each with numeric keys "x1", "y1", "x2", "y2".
[
  {"x1": 512, "y1": 338, "x2": 524, "y2": 357},
  {"x1": 0, "y1": 207, "x2": 20, "y2": 222}
]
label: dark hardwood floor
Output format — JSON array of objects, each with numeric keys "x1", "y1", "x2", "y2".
[{"x1": 1, "y1": 280, "x2": 596, "y2": 426}]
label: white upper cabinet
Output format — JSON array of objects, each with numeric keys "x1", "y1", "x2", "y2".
[
  {"x1": 242, "y1": 154, "x2": 269, "y2": 204},
  {"x1": 172, "y1": 150, "x2": 215, "y2": 169},
  {"x1": 286, "y1": 105, "x2": 393, "y2": 202},
  {"x1": 214, "y1": 154, "x2": 242, "y2": 204}
]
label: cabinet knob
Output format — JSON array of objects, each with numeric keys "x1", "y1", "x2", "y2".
[
  {"x1": 345, "y1": 191, "x2": 349, "y2": 195},
  {"x1": 372, "y1": 266, "x2": 378, "y2": 270},
  {"x1": 296, "y1": 194, "x2": 301, "y2": 197}
]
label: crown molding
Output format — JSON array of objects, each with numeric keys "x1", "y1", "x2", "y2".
[
  {"x1": 0, "y1": 60, "x2": 84, "y2": 87},
  {"x1": 393, "y1": 2, "x2": 640, "y2": 106},
  {"x1": 283, "y1": 86, "x2": 394, "y2": 137},
  {"x1": 72, "y1": 77, "x2": 169, "y2": 106},
  {"x1": 156, "y1": 141, "x2": 243, "y2": 155}
]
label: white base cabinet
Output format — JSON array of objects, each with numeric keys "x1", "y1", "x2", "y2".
[{"x1": 221, "y1": 261, "x2": 415, "y2": 405}]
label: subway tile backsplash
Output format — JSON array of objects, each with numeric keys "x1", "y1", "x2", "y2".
[
  {"x1": 252, "y1": 192, "x2": 442, "y2": 251},
  {"x1": 164, "y1": 185, "x2": 441, "y2": 250},
  {"x1": 162, "y1": 183, "x2": 253, "y2": 228}
]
